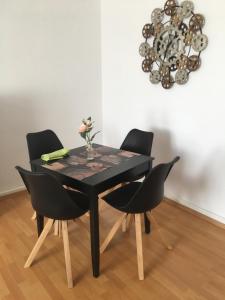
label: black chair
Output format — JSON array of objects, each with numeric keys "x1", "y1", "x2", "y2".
[
  {"x1": 120, "y1": 128, "x2": 154, "y2": 182},
  {"x1": 26, "y1": 129, "x2": 63, "y2": 167},
  {"x1": 26, "y1": 129, "x2": 65, "y2": 232},
  {"x1": 100, "y1": 157, "x2": 180, "y2": 280},
  {"x1": 16, "y1": 166, "x2": 89, "y2": 288},
  {"x1": 99, "y1": 129, "x2": 154, "y2": 231},
  {"x1": 119, "y1": 129, "x2": 154, "y2": 233}
]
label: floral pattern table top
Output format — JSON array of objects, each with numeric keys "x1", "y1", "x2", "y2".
[{"x1": 43, "y1": 145, "x2": 140, "y2": 181}]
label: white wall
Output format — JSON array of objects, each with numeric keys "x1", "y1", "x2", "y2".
[
  {"x1": 0, "y1": 0, "x2": 102, "y2": 195},
  {"x1": 101, "y1": 0, "x2": 225, "y2": 223},
  {"x1": 1, "y1": 0, "x2": 225, "y2": 224}
]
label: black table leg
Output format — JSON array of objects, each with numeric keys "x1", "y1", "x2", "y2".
[
  {"x1": 36, "y1": 214, "x2": 44, "y2": 237},
  {"x1": 89, "y1": 191, "x2": 100, "y2": 277},
  {"x1": 144, "y1": 212, "x2": 151, "y2": 234}
]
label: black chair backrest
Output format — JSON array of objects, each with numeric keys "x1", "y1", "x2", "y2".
[
  {"x1": 120, "y1": 129, "x2": 154, "y2": 156},
  {"x1": 15, "y1": 166, "x2": 87, "y2": 220},
  {"x1": 124, "y1": 157, "x2": 180, "y2": 213},
  {"x1": 26, "y1": 129, "x2": 63, "y2": 162}
]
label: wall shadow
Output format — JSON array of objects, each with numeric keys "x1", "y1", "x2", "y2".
[{"x1": 148, "y1": 127, "x2": 210, "y2": 206}]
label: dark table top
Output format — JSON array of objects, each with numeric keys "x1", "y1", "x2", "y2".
[{"x1": 31, "y1": 143, "x2": 151, "y2": 194}]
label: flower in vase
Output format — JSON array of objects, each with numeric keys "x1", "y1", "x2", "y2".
[{"x1": 78, "y1": 117, "x2": 100, "y2": 148}]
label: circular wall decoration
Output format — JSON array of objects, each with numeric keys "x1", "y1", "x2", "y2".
[{"x1": 139, "y1": 0, "x2": 208, "y2": 89}]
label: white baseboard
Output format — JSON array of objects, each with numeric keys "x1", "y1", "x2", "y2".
[
  {"x1": 0, "y1": 186, "x2": 25, "y2": 197},
  {"x1": 168, "y1": 196, "x2": 225, "y2": 225}
]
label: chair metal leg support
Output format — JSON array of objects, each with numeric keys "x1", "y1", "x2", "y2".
[
  {"x1": 62, "y1": 221, "x2": 73, "y2": 288},
  {"x1": 144, "y1": 212, "x2": 151, "y2": 234},
  {"x1": 135, "y1": 214, "x2": 144, "y2": 280},
  {"x1": 36, "y1": 214, "x2": 44, "y2": 237},
  {"x1": 100, "y1": 213, "x2": 127, "y2": 254},
  {"x1": 24, "y1": 219, "x2": 54, "y2": 268}
]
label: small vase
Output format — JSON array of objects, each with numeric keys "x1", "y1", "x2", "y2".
[{"x1": 86, "y1": 143, "x2": 94, "y2": 160}]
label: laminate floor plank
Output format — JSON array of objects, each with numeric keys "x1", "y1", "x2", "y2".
[{"x1": 0, "y1": 191, "x2": 225, "y2": 299}]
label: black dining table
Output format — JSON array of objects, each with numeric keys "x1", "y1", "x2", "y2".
[{"x1": 31, "y1": 143, "x2": 151, "y2": 278}]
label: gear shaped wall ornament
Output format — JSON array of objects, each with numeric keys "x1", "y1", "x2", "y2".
[{"x1": 139, "y1": 0, "x2": 208, "y2": 89}]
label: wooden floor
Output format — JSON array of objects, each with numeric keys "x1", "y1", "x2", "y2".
[{"x1": 0, "y1": 191, "x2": 225, "y2": 300}]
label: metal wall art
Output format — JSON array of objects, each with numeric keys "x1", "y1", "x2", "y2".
[{"x1": 139, "y1": 0, "x2": 208, "y2": 89}]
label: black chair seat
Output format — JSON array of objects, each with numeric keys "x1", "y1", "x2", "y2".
[
  {"x1": 103, "y1": 182, "x2": 141, "y2": 212},
  {"x1": 16, "y1": 166, "x2": 89, "y2": 221}
]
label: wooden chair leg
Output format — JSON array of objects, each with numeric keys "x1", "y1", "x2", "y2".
[
  {"x1": 84, "y1": 212, "x2": 90, "y2": 218},
  {"x1": 31, "y1": 211, "x2": 37, "y2": 221},
  {"x1": 98, "y1": 184, "x2": 126, "y2": 216},
  {"x1": 99, "y1": 185, "x2": 121, "y2": 199},
  {"x1": 100, "y1": 213, "x2": 127, "y2": 254},
  {"x1": 122, "y1": 215, "x2": 127, "y2": 232},
  {"x1": 122, "y1": 220, "x2": 126, "y2": 233},
  {"x1": 54, "y1": 220, "x2": 59, "y2": 236},
  {"x1": 126, "y1": 214, "x2": 133, "y2": 231},
  {"x1": 99, "y1": 189, "x2": 111, "y2": 199},
  {"x1": 24, "y1": 219, "x2": 54, "y2": 268},
  {"x1": 98, "y1": 200, "x2": 107, "y2": 212},
  {"x1": 58, "y1": 221, "x2": 62, "y2": 237},
  {"x1": 147, "y1": 212, "x2": 173, "y2": 250},
  {"x1": 135, "y1": 214, "x2": 144, "y2": 280},
  {"x1": 98, "y1": 188, "x2": 120, "y2": 213},
  {"x1": 62, "y1": 221, "x2": 73, "y2": 288}
]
